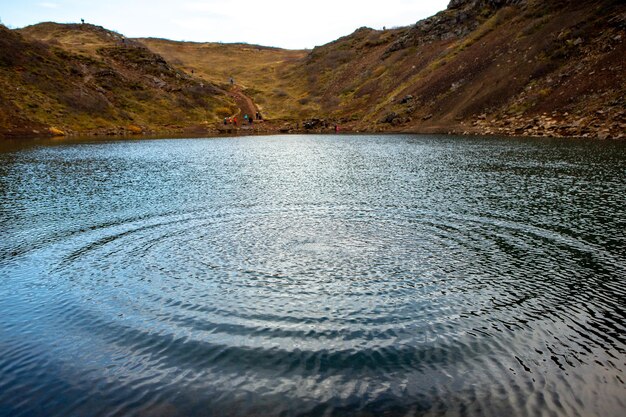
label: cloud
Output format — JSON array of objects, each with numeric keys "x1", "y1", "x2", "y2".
[
  {"x1": 171, "y1": 16, "x2": 231, "y2": 31},
  {"x1": 183, "y1": 1, "x2": 227, "y2": 12},
  {"x1": 38, "y1": 2, "x2": 59, "y2": 8}
]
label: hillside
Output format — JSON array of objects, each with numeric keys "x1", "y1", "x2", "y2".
[
  {"x1": 136, "y1": 0, "x2": 625, "y2": 139},
  {"x1": 138, "y1": 38, "x2": 309, "y2": 121},
  {"x1": 0, "y1": 23, "x2": 235, "y2": 137},
  {"x1": 285, "y1": 0, "x2": 625, "y2": 138},
  {"x1": 2, "y1": 0, "x2": 625, "y2": 139}
]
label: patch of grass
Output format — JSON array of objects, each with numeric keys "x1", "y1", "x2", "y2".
[
  {"x1": 518, "y1": 15, "x2": 552, "y2": 38},
  {"x1": 214, "y1": 107, "x2": 232, "y2": 118},
  {"x1": 508, "y1": 101, "x2": 533, "y2": 115},
  {"x1": 538, "y1": 88, "x2": 552, "y2": 97},
  {"x1": 372, "y1": 65, "x2": 387, "y2": 77},
  {"x1": 273, "y1": 89, "x2": 288, "y2": 98}
]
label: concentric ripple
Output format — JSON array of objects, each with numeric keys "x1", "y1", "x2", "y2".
[
  {"x1": 48, "y1": 205, "x2": 624, "y2": 352},
  {"x1": 0, "y1": 135, "x2": 624, "y2": 417}
]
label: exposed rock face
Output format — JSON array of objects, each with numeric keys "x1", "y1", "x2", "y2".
[
  {"x1": 384, "y1": 5, "x2": 479, "y2": 56},
  {"x1": 384, "y1": 0, "x2": 533, "y2": 56}
]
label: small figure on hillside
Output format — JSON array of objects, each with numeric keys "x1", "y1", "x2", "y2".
[
  {"x1": 335, "y1": 124, "x2": 339, "y2": 132},
  {"x1": 224, "y1": 117, "x2": 228, "y2": 125},
  {"x1": 249, "y1": 117, "x2": 253, "y2": 125},
  {"x1": 233, "y1": 116, "x2": 238, "y2": 126},
  {"x1": 244, "y1": 114, "x2": 249, "y2": 123},
  {"x1": 256, "y1": 112, "x2": 263, "y2": 120},
  {"x1": 229, "y1": 77, "x2": 234, "y2": 85}
]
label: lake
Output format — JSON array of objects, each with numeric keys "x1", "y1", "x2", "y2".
[{"x1": 0, "y1": 134, "x2": 624, "y2": 417}]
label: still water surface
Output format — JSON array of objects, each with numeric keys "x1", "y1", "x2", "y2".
[{"x1": 0, "y1": 134, "x2": 624, "y2": 417}]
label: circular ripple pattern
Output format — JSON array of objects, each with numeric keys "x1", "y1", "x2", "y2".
[
  {"x1": 0, "y1": 135, "x2": 624, "y2": 417},
  {"x1": 52, "y1": 205, "x2": 622, "y2": 351}
]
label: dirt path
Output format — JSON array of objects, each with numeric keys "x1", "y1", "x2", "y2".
[{"x1": 228, "y1": 86, "x2": 257, "y2": 120}]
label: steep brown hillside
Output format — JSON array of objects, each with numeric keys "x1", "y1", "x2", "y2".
[
  {"x1": 290, "y1": 0, "x2": 625, "y2": 138},
  {"x1": 0, "y1": 23, "x2": 234, "y2": 137}
]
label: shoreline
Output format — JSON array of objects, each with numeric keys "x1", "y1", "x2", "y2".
[
  {"x1": 2, "y1": 119, "x2": 624, "y2": 141},
  {"x1": 2, "y1": 124, "x2": 624, "y2": 143}
]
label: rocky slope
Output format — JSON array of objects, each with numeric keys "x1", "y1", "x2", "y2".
[
  {"x1": 286, "y1": 0, "x2": 625, "y2": 138},
  {"x1": 0, "y1": 23, "x2": 234, "y2": 137}
]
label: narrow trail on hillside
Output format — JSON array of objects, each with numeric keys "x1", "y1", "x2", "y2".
[{"x1": 228, "y1": 86, "x2": 257, "y2": 120}]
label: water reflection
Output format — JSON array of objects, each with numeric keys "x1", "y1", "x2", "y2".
[{"x1": 0, "y1": 134, "x2": 624, "y2": 417}]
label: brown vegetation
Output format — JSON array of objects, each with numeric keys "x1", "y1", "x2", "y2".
[
  {"x1": 2, "y1": 0, "x2": 625, "y2": 139},
  {"x1": 138, "y1": 38, "x2": 309, "y2": 120},
  {"x1": 0, "y1": 23, "x2": 233, "y2": 137},
  {"x1": 281, "y1": 0, "x2": 625, "y2": 139}
]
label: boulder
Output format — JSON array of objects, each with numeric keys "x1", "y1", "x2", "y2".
[{"x1": 381, "y1": 112, "x2": 399, "y2": 124}]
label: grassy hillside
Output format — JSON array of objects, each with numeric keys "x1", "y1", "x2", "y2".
[
  {"x1": 3, "y1": 0, "x2": 625, "y2": 139},
  {"x1": 138, "y1": 39, "x2": 309, "y2": 120},
  {"x1": 0, "y1": 23, "x2": 234, "y2": 137},
  {"x1": 135, "y1": 0, "x2": 626, "y2": 139}
]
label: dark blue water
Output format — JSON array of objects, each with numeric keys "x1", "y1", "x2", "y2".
[{"x1": 0, "y1": 134, "x2": 624, "y2": 417}]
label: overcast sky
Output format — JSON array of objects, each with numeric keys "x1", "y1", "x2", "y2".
[{"x1": 1, "y1": 0, "x2": 449, "y2": 49}]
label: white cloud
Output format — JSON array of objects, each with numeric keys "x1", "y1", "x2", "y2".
[
  {"x1": 38, "y1": 2, "x2": 59, "y2": 8},
  {"x1": 182, "y1": 1, "x2": 229, "y2": 13}
]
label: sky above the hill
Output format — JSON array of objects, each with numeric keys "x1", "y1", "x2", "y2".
[{"x1": 0, "y1": 0, "x2": 449, "y2": 49}]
